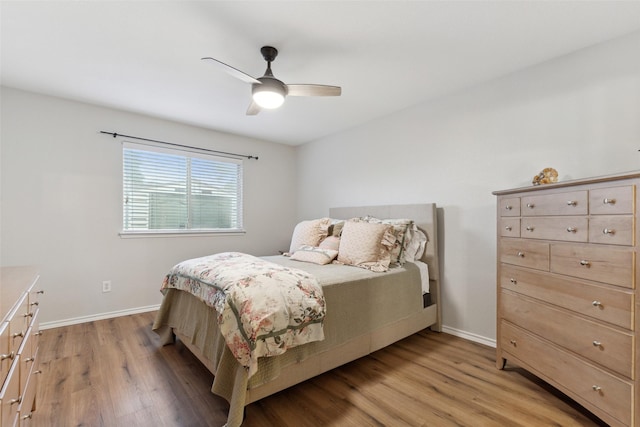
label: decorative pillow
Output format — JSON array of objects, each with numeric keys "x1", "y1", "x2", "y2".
[
  {"x1": 405, "y1": 226, "x2": 428, "y2": 262},
  {"x1": 290, "y1": 246, "x2": 338, "y2": 265},
  {"x1": 288, "y1": 218, "x2": 331, "y2": 254},
  {"x1": 327, "y1": 220, "x2": 345, "y2": 237},
  {"x1": 337, "y1": 221, "x2": 395, "y2": 272},
  {"x1": 319, "y1": 235, "x2": 340, "y2": 251},
  {"x1": 353, "y1": 217, "x2": 413, "y2": 265}
]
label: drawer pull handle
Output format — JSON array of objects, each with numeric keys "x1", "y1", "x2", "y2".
[
  {"x1": 12, "y1": 331, "x2": 24, "y2": 339},
  {"x1": 517, "y1": 252, "x2": 525, "y2": 258},
  {"x1": 526, "y1": 203, "x2": 535, "y2": 209},
  {"x1": 566, "y1": 200, "x2": 577, "y2": 206},
  {"x1": 34, "y1": 370, "x2": 42, "y2": 375},
  {"x1": 603, "y1": 198, "x2": 616, "y2": 205},
  {"x1": 509, "y1": 278, "x2": 517, "y2": 284},
  {"x1": 10, "y1": 397, "x2": 21, "y2": 405},
  {"x1": 23, "y1": 312, "x2": 33, "y2": 318},
  {"x1": 505, "y1": 205, "x2": 512, "y2": 210},
  {"x1": 25, "y1": 357, "x2": 34, "y2": 363},
  {"x1": 592, "y1": 385, "x2": 602, "y2": 392},
  {"x1": 0, "y1": 352, "x2": 15, "y2": 361},
  {"x1": 30, "y1": 301, "x2": 39, "y2": 306},
  {"x1": 509, "y1": 340, "x2": 517, "y2": 346},
  {"x1": 21, "y1": 414, "x2": 33, "y2": 420},
  {"x1": 34, "y1": 330, "x2": 43, "y2": 337},
  {"x1": 525, "y1": 226, "x2": 534, "y2": 231},
  {"x1": 566, "y1": 227, "x2": 576, "y2": 233},
  {"x1": 505, "y1": 226, "x2": 512, "y2": 231},
  {"x1": 592, "y1": 300, "x2": 602, "y2": 307},
  {"x1": 579, "y1": 260, "x2": 590, "y2": 266},
  {"x1": 36, "y1": 290, "x2": 45, "y2": 294},
  {"x1": 592, "y1": 341, "x2": 602, "y2": 347},
  {"x1": 602, "y1": 228, "x2": 615, "y2": 235}
]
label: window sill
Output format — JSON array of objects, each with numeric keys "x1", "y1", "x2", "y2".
[{"x1": 119, "y1": 229, "x2": 246, "y2": 239}]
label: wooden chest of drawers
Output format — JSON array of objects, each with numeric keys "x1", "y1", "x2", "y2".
[
  {"x1": 0, "y1": 267, "x2": 42, "y2": 427},
  {"x1": 494, "y1": 172, "x2": 640, "y2": 427}
]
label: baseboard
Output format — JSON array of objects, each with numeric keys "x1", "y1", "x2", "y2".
[
  {"x1": 441, "y1": 325, "x2": 496, "y2": 348},
  {"x1": 40, "y1": 304, "x2": 161, "y2": 330}
]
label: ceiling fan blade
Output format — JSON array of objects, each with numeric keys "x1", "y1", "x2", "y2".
[
  {"x1": 286, "y1": 84, "x2": 341, "y2": 97},
  {"x1": 201, "y1": 57, "x2": 261, "y2": 84},
  {"x1": 246, "y1": 100, "x2": 261, "y2": 116}
]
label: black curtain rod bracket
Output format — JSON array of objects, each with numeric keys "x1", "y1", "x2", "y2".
[{"x1": 99, "y1": 131, "x2": 258, "y2": 160}]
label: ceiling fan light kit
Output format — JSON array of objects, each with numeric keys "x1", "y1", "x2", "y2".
[
  {"x1": 252, "y1": 77, "x2": 287, "y2": 109},
  {"x1": 202, "y1": 45, "x2": 341, "y2": 115}
]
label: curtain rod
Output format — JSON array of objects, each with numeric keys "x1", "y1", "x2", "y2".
[{"x1": 99, "y1": 131, "x2": 258, "y2": 160}]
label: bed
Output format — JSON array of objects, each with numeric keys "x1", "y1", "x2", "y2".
[{"x1": 152, "y1": 203, "x2": 442, "y2": 427}]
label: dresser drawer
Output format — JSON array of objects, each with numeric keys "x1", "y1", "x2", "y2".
[
  {"x1": 500, "y1": 239, "x2": 549, "y2": 271},
  {"x1": 501, "y1": 291, "x2": 633, "y2": 378},
  {"x1": 501, "y1": 321, "x2": 632, "y2": 426},
  {"x1": 0, "y1": 355, "x2": 20, "y2": 427},
  {"x1": 8, "y1": 295, "x2": 30, "y2": 355},
  {"x1": 19, "y1": 368, "x2": 37, "y2": 426},
  {"x1": 500, "y1": 265, "x2": 633, "y2": 329},
  {"x1": 27, "y1": 286, "x2": 42, "y2": 313},
  {"x1": 499, "y1": 218, "x2": 520, "y2": 237},
  {"x1": 18, "y1": 329, "x2": 35, "y2": 393},
  {"x1": 550, "y1": 243, "x2": 634, "y2": 288},
  {"x1": 521, "y1": 191, "x2": 588, "y2": 216},
  {"x1": 28, "y1": 309, "x2": 40, "y2": 362},
  {"x1": 590, "y1": 186, "x2": 634, "y2": 215},
  {"x1": 500, "y1": 197, "x2": 520, "y2": 217},
  {"x1": 588, "y1": 216, "x2": 634, "y2": 246},
  {"x1": 520, "y1": 216, "x2": 588, "y2": 242},
  {"x1": 0, "y1": 322, "x2": 10, "y2": 388}
]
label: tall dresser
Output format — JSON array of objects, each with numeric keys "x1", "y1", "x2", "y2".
[
  {"x1": 493, "y1": 172, "x2": 640, "y2": 427},
  {"x1": 0, "y1": 267, "x2": 42, "y2": 427}
]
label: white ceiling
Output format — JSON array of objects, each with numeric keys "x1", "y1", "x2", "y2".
[{"x1": 2, "y1": 1, "x2": 640, "y2": 146}]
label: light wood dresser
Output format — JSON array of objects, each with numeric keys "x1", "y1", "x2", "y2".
[
  {"x1": 493, "y1": 171, "x2": 640, "y2": 427},
  {"x1": 0, "y1": 267, "x2": 42, "y2": 427}
]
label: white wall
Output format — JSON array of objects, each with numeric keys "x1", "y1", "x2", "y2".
[
  {"x1": 0, "y1": 87, "x2": 298, "y2": 326},
  {"x1": 297, "y1": 31, "x2": 640, "y2": 343}
]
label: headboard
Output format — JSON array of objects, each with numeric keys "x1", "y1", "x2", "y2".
[{"x1": 329, "y1": 204, "x2": 441, "y2": 324}]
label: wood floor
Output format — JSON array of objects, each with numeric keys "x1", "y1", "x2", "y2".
[{"x1": 33, "y1": 312, "x2": 607, "y2": 427}]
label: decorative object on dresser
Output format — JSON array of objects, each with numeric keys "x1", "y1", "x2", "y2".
[
  {"x1": 493, "y1": 171, "x2": 639, "y2": 427},
  {"x1": 532, "y1": 167, "x2": 558, "y2": 185},
  {"x1": 0, "y1": 267, "x2": 43, "y2": 426}
]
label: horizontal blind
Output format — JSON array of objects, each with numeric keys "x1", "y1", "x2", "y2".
[{"x1": 123, "y1": 142, "x2": 243, "y2": 232}]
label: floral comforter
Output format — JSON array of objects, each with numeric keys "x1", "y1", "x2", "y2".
[{"x1": 161, "y1": 252, "x2": 326, "y2": 377}]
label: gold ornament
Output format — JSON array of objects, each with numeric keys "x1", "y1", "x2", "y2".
[{"x1": 532, "y1": 168, "x2": 558, "y2": 185}]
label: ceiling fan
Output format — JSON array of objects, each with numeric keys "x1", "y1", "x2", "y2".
[{"x1": 202, "y1": 46, "x2": 341, "y2": 115}]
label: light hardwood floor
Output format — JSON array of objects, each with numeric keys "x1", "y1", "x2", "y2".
[{"x1": 33, "y1": 312, "x2": 606, "y2": 426}]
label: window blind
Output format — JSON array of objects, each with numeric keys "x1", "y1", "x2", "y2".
[{"x1": 122, "y1": 142, "x2": 243, "y2": 233}]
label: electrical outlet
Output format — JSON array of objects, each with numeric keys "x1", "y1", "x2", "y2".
[{"x1": 102, "y1": 280, "x2": 112, "y2": 293}]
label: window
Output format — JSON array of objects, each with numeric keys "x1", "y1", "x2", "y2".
[{"x1": 122, "y1": 142, "x2": 243, "y2": 234}]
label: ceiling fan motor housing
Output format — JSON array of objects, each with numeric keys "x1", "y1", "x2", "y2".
[{"x1": 260, "y1": 46, "x2": 278, "y2": 62}]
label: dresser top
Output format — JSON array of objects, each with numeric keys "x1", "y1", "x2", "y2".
[
  {"x1": 0, "y1": 266, "x2": 39, "y2": 322},
  {"x1": 493, "y1": 170, "x2": 640, "y2": 196}
]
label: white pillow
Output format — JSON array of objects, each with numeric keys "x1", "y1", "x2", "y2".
[
  {"x1": 288, "y1": 218, "x2": 331, "y2": 254},
  {"x1": 337, "y1": 221, "x2": 395, "y2": 272},
  {"x1": 405, "y1": 226, "x2": 428, "y2": 262},
  {"x1": 290, "y1": 245, "x2": 339, "y2": 265}
]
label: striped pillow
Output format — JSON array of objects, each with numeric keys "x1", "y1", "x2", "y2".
[{"x1": 290, "y1": 246, "x2": 338, "y2": 265}]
